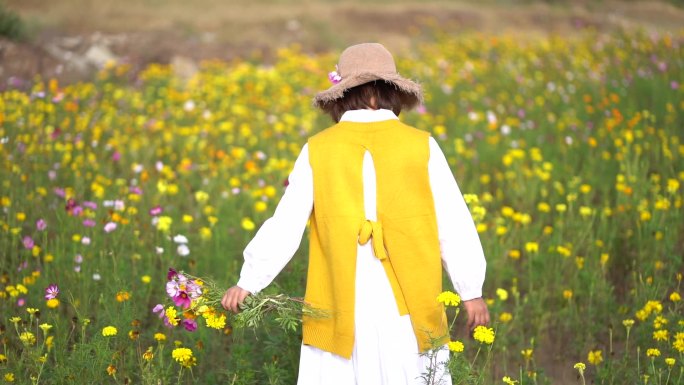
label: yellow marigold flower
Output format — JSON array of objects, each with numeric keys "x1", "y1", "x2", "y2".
[
  {"x1": 543, "y1": 225, "x2": 553, "y2": 235},
  {"x1": 9, "y1": 317, "x2": 21, "y2": 324},
  {"x1": 46, "y1": 336, "x2": 54, "y2": 351},
  {"x1": 555, "y1": 203, "x2": 567, "y2": 213},
  {"x1": 653, "y1": 329, "x2": 669, "y2": 341},
  {"x1": 156, "y1": 216, "x2": 173, "y2": 232},
  {"x1": 503, "y1": 376, "x2": 518, "y2": 385},
  {"x1": 20, "y1": 331, "x2": 36, "y2": 346},
  {"x1": 102, "y1": 326, "x2": 118, "y2": 337},
  {"x1": 496, "y1": 288, "x2": 508, "y2": 301},
  {"x1": 194, "y1": 191, "x2": 209, "y2": 203},
  {"x1": 499, "y1": 312, "x2": 513, "y2": 323},
  {"x1": 600, "y1": 253, "x2": 610, "y2": 266},
  {"x1": 563, "y1": 290, "x2": 573, "y2": 300},
  {"x1": 26, "y1": 307, "x2": 39, "y2": 315},
  {"x1": 670, "y1": 292, "x2": 681, "y2": 302},
  {"x1": 165, "y1": 307, "x2": 179, "y2": 326},
  {"x1": 46, "y1": 298, "x2": 59, "y2": 308},
  {"x1": 587, "y1": 350, "x2": 603, "y2": 365},
  {"x1": 141, "y1": 275, "x2": 151, "y2": 284},
  {"x1": 573, "y1": 362, "x2": 586, "y2": 371},
  {"x1": 521, "y1": 349, "x2": 533, "y2": 360},
  {"x1": 635, "y1": 309, "x2": 649, "y2": 321},
  {"x1": 16, "y1": 212, "x2": 26, "y2": 222},
  {"x1": 254, "y1": 201, "x2": 268, "y2": 213},
  {"x1": 537, "y1": 202, "x2": 550, "y2": 213},
  {"x1": 39, "y1": 323, "x2": 52, "y2": 333},
  {"x1": 437, "y1": 291, "x2": 461, "y2": 307},
  {"x1": 182, "y1": 215, "x2": 194, "y2": 223},
  {"x1": 667, "y1": 178, "x2": 680, "y2": 193},
  {"x1": 664, "y1": 358, "x2": 675, "y2": 367},
  {"x1": 508, "y1": 249, "x2": 521, "y2": 260},
  {"x1": 154, "y1": 333, "x2": 166, "y2": 342},
  {"x1": 206, "y1": 313, "x2": 227, "y2": 329},
  {"x1": 106, "y1": 364, "x2": 117, "y2": 376},
  {"x1": 653, "y1": 316, "x2": 668, "y2": 329},
  {"x1": 501, "y1": 206, "x2": 514, "y2": 217},
  {"x1": 644, "y1": 300, "x2": 663, "y2": 314},
  {"x1": 4, "y1": 373, "x2": 15, "y2": 382},
  {"x1": 172, "y1": 347, "x2": 196, "y2": 367},
  {"x1": 448, "y1": 340, "x2": 464, "y2": 352},
  {"x1": 116, "y1": 291, "x2": 131, "y2": 302},
  {"x1": 646, "y1": 348, "x2": 660, "y2": 357},
  {"x1": 463, "y1": 194, "x2": 479, "y2": 205},
  {"x1": 524, "y1": 242, "x2": 538, "y2": 253},
  {"x1": 143, "y1": 347, "x2": 154, "y2": 361},
  {"x1": 0, "y1": 354, "x2": 7, "y2": 363},
  {"x1": 128, "y1": 330, "x2": 140, "y2": 341},
  {"x1": 622, "y1": 319, "x2": 635, "y2": 328},
  {"x1": 200, "y1": 226, "x2": 212, "y2": 240},
  {"x1": 579, "y1": 206, "x2": 593, "y2": 217},
  {"x1": 472, "y1": 325, "x2": 495, "y2": 345},
  {"x1": 241, "y1": 218, "x2": 255, "y2": 231}
]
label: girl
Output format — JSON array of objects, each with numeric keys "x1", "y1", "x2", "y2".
[{"x1": 222, "y1": 43, "x2": 489, "y2": 385}]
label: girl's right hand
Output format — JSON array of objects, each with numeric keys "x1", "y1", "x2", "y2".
[{"x1": 221, "y1": 286, "x2": 251, "y2": 313}]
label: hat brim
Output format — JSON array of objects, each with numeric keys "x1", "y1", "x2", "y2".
[{"x1": 313, "y1": 72, "x2": 423, "y2": 108}]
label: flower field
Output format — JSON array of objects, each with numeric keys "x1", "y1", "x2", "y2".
[{"x1": 0, "y1": 28, "x2": 683, "y2": 384}]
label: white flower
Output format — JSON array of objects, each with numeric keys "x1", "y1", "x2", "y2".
[
  {"x1": 177, "y1": 244, "x2": 190, "y2": 257},
  {"x1": 92, "y1": 273, "x2": 101, "y2": 281},
  {"x1": 173, "y1": 234, "x2": 188, "y2": 244},
  {"x1": 155, "y1": 247, "x2": 164, "y2": 255},
  {"x1": 81, "y1": 236, "x2": 91, "y2": 245}
]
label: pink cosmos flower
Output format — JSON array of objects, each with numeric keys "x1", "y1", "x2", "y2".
[
  {"x1": 166, "y1": 280, "x2": 180, "y2": 298},
  {"x1": 45, "y1": 284, "x2": 59, "y2": 300},
  {"x1": 167, "y1": 268, "x2": 178, "y2": 281},
  {"x1": 173, "y1": 292, "x2": 192, "y2": 309},
  {"x1": 104, "y1": 222, "x2": 117, "y2": 233},
  {"x1": 36, "y1": 219, "x2": 47, "y2": 231},
  {"x1": 22, "y1": 236, "x2": 34, "y2": 249},
  {"x1": 328, "y1": 65, "x2": 342, "y2": 84},
  {"x1": 83, "y1": 201, "x2": 98, "y2": 210},
  {"x1": 152, "y1": 304, "x2": 165, "y2": 318},
  {"x1": 182, "y1": 319, "x2": 198, "y2": 332},
  {"x1": 82, "y1": 219, "x2": 96, "y2": 227},
  {"x1": 149, "y1": 206, "x2": 163, "y2": 216}
]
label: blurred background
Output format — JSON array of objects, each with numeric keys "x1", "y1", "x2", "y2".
[{"x1": 1, "y1": 0, "x2": 683, "y2": 85}]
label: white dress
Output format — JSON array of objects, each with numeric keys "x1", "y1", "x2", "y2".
[{"x1": 237, "y1": 109, "x2": 487, "y2": 385}]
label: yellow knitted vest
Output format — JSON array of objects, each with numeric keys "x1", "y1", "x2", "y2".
[{"x1": 304, "y1": 118, "x2": 448, "y2": 359}]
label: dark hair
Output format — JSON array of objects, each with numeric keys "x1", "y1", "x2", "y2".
[{"x1": 318, "y1": 81, "x2": 420, "y2": 123}]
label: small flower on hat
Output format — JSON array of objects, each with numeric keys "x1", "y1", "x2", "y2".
[{"x1": 328, "y1": 65, "x2": 342, "y2": 85}]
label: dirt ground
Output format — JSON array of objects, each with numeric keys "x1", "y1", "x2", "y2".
[{"x1": 1, "y1": 0, "x2": 683, "y2": 86}]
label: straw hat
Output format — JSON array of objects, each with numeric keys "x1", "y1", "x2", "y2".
[{"x1": 313, "y1": 43, "x2": 423, "y2": 108}]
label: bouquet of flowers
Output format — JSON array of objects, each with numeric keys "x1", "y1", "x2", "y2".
[{"x1": 153, "y1": 268, "x2": 326, "y2": 333}]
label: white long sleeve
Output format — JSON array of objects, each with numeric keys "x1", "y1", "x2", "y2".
[
  {"x1": 237, "y1": 110, "x2": 486, "y2": 301},
  {"x1": 236, "y1": 143, "x2": 313, "y2": 294},
  {"x1": 428, "y1": 137, "x2": 486, "y2": 300}
]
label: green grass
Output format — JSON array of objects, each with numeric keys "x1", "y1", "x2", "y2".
[{"x1": 0, "y1": 27, "x2": 683, "y2": 384}]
